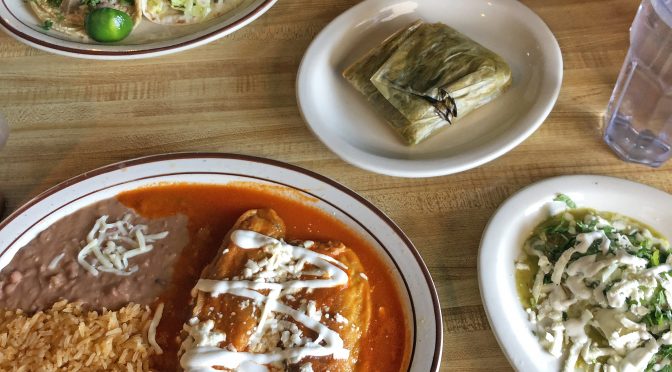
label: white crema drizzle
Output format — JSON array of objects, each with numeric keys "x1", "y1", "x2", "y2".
[{"x1": 180, "y1": 230, "x2": 351, "y2": 371}]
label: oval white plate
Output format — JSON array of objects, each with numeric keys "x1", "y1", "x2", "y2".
[
  {"x1": 0, "y1": 153, "x2": 442, "y2": 371},
  {"x1": 478, "y1": 175, "x2": 672, "y2": 371},
  {"x1": 297, "y1": 0, "x2": 562, "y2": 178},
  {"x1": 0, "y1": 0, "x2": 275, "y2": 59}
]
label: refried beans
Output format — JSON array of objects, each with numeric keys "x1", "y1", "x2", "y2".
[{"x1": 0, "y1": 198, "x2": 189, "y2": 313}]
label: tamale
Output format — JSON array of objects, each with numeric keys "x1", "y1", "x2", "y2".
[{"x1": 344, "y1": 21, "x2": 512, "y2": 145}]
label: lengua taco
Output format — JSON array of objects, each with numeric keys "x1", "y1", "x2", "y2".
[
  {"x1": 30, "y1": 0, "x2": 141, "y2": 41},
  {"x1": 142, "y1": 0, "x2": 243, "y2": 25}
]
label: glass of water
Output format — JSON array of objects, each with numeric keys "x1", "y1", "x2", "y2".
[{"x1": 604, "y1": 0, "x2": 672, "y2": 167}]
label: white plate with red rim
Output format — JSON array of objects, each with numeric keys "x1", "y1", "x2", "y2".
[
  {"x1": 478, "y1": 175, "x2": 672, "y2": 371},
  {"x1": 0, "y1": 0, "x2": 275, "y2": 59},
  {"x1": 0, "y1": 152, "x2": 442, "y2": 371},
  {"x1": 296, "y1": 0, "x2": 562, "y2": 178}
]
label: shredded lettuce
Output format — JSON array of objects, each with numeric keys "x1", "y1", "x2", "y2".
[
  {"x1": 170, "y1": 0, "x2": 210, "y2": 19},
  {"x1": 147, "y1": 0, "x2": 164, "y2": 15}
]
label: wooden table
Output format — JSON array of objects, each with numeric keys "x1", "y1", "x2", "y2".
[{"x1": 0, "y1": 0, "x2": 664, "y2": 370}]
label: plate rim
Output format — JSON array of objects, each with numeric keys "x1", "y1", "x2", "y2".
[
  {"x1": 0, "y1": 0, "x2": 276, "y2": 59},
  {"x1": 296, "y1": 0, "x2": 563, "y2": 178},
  {"x1": 0, "y1": 151, "x2": 443, "y2": 371},
  {"x1": 477, "y1": 174, "x2": 672, "y2": 371}
]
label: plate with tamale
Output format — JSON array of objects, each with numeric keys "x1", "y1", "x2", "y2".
[{"x1": 296, "y1": 0, "x2": 562, "y2": 178}]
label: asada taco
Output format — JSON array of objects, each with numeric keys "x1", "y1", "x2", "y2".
[
  {"x1": 142, "y1": 0, "x2": 243, "y2": 25},
  {"x1": 29, "y1": 0, "x2": 142, "y2": 41}
]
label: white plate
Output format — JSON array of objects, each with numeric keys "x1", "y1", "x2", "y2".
[
  {"x1": 296, "y1": 0, "x2": 562, "y2": 178},
  {"x1": 478, "y1": 175, "x2": 672, "y2": 371},
  {"x1": 0, "y1": 152, "x2": 442, "y2": 371},
  {"x1": 0, "y1": 0, "x2": 275, "y2": 59}
]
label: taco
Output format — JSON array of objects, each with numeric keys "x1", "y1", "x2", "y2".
[
  {"x1": 29, "y1": 0, "x2": 142, "y2": 41},
  {"x1": 142, "y1": 0, "x2": 243, "y2": 25}
]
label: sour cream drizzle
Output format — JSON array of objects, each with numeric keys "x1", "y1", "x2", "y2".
[{"x1": 180, "y1": 230, "x2": 351, "y2": 371}]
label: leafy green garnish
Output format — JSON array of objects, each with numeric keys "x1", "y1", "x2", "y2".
[
  {"x1": 646, "y1": 345, "x2": 672, "y2": 371},
  {"x1": 655, "y1": 288, "x2": 667, "y2": 307},
  {"x1": 41, "y1": 19, "x2": 53, "y2": 30},
  {"x1": 576, "y1": 219, "x2": 599, "y2": 233},
  {"x1": 658, "y1": 345, "x2": 672, "y2": 362},
  {"x1": 631, "y1": 235, "x2": 667, "y2": 267},
  {"x1": 602, "y1": 225, "x2": 614, "y2": 236},
  {"x1": 641, "y1": 288, "x2": 672, "y2": 327},
  {"x1": 47, "y1": 0, "x2": 62, "y2": 6},
  {"x1": 652, "y1": 249, "x2": 661, "y2": 266},
  {"x1": 636, "y1": 247, "x2": 653, "y2": 262},
  {"x1": 554, "y1": 193, "x2": 576, "y2": 209}
]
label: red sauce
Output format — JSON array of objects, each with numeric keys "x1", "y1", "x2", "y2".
[{"x1": 117, "y1": 183, "x2": 410, "y2": 371}]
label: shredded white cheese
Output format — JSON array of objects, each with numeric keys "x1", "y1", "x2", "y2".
[
  {"x1": 76, "y1": 215, "x2": 168, "y2": 276},
  {"x1": 47, "y1": 253, "x2": 65, "y2": 270},
  {"x1": 149, "y1": 303, "x2": 165, "y2": 355}
]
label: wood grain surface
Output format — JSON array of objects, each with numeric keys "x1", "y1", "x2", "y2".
[{"x1": 0, "y1": 0, "x2": 661, "y2": 370}]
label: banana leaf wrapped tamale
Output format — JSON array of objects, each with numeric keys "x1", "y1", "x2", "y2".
[{"x1": 343, "y1": 21, "x2": 512, "y2": 145}]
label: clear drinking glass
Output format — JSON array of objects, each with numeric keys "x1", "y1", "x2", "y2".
[{"x1": 604, "y1": 0, "x2": 672, "y2": 167}]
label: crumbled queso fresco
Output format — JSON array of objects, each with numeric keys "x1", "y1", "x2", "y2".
[{"x1": 517, "y1": 195, "x2": 672, "y2": 371}]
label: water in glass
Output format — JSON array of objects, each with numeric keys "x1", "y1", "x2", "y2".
[{"x1": 604, "y1": 0, "x2": 672, "y2": 167}]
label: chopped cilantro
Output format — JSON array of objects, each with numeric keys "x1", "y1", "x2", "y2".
[
  {"x1": 41, "y1": 19, "x2": 53, "y2": 30},
  {"x1": 641, "y1": 308, "x2": 664, "y2": 327},
  {"x1": 554, "y1": 193, "x2": 577, "y2": 209},
  {"x1": 576, "y1": 219, "x2": 598, "y2": 233},
  {"x1": 47, "y1": 0, "x2": 62, "y2": 6},
  {"x1": 647, "y1": 345, "x2": 672, "y2": 371},
  {"x1": 636, "y1": 247, "x2": 653, "y2": 262},
  {"x1": 655, "y1": 288, "x2": 667, "y2": 307},
  {"x1": 641, "y1": 288, "x2": 672, "y2": 327},
  {"x1": 602, "y1": 225, "x2": 614, "y2": 236},
  {"x1": 659, "y1": 345, "x2": 672, "y2": 362},
  {"x1": 652, "y1": 249, "x2": 661, "y2": 266}
]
